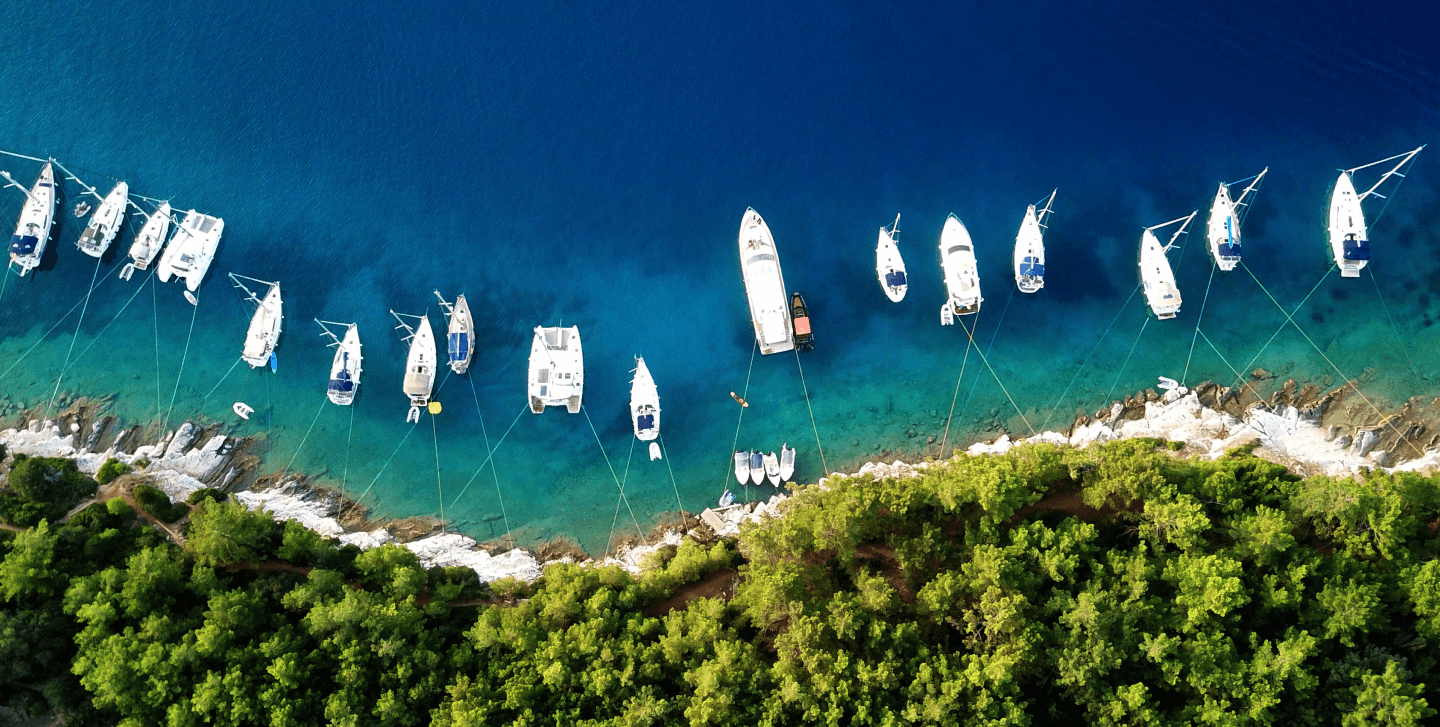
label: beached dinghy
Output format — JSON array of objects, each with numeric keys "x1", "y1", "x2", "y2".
[
  {"x1": 763, "y1": 451, "x2": 781, "y2": 487},
  {"x1": 76, "y1": 182, "x2": 128, "y2": 258},
  {"x1": 1329, "y1": 147, "x2": 1424, "y2": 278},
  {"x1": 779, "y1": 444, "x2": 795, "y2": 481},
  {"x1": 939, "y1": 214, "x2": 982, "y2": 324},
  {"x1": 528, "y1": 325, "x2": 583, "y2": 414},
  {"x1": 393, "y1": 311, "x2": 436, "y2": 422},
  {"x1": 119, "y1": 201, "x2": 172, "y2": 280},
  {"x1": 738, "y1": 208, "x2": 795, "y2": 355},
  {"x1": 1139, "y1": 212, "x2": 1196, "y2": 320},
  {"x1": 317, "y1": 319, "x2": 362, "y2": 405},
  {"x1": 4, "y1": 162, "x2": 56, "y2": 277},
  {"x1": 1206, "y1": 169, "x2": 1266, "y2": 271},
  {"x1": 734, "y1": 451, "x2": 749, "y2": 485},
  {"x1": 876, "y1": 214, "x2": 907, "y2": 302},
  {"x1": 157, "y1": 210, "x2": 224, "y2": 304},
  {"x1": 630, "y1": 356, "x2": 660, "y2": 443},
  {"x1": 748, "y1": 450, "x2": 765, "y2": 486},
  {"x1": 1013, "y1": 190, "x2": 1056, "y2": 294},
  {"x1": 231, "y1": 274, "x2": 283, "y2": 368},
  {"x1": 434, "y1": 291, "x2": 474, "y2": 375}
]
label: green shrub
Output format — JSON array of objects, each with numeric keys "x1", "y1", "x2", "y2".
[
  {"x1": 0, "y1": 491, "x2": 64, "y2": 528},
  {"x1": 7, "y1": 456, "x2": 96, "y2": 511},
  {"x1": 133, "y1": 484, "x2": 187, "y2": 523},
  {"x1": 186, "y1": 488, "x2": 229, "y2": 506},
  {"x1": 95, "y1": 458, "x2": 130, "y2": 485}
]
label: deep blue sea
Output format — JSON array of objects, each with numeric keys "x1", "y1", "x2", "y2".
[{"x1": 1, "y1": 0, "x2": 1437, "y2": 552}]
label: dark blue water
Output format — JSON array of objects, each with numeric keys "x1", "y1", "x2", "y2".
[{"x1": 1, "y1": 0, "x2": 1437, "y2": 552}]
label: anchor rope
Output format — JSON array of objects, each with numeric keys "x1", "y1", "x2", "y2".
[
  {"x1": 1231, "y1": 264, "x2": 1333, "y2": 397},
  {"x1": 1105, "y1": 316, "x2": 1150, "y2": 405},
  {"x1": 0, "y1": 267, "x2": 9, "y2": 304},
  {"x1": 606, "y1": 437, "x2": 637, "y2": 558},
  {"x1": 721, "y1": 340, "x2": 759, "y2": 498},
  {"x1": 200, "y1": 358, "x2": 243, "y2": 403},
  {"x1": 939, "y1": 314, "x2": 980, "y2": 459},
  {"x1": 957, "y1": 288, "x2": 1015, "y2": 423},
  {"x1": 1367, "y1": 266, "x2": 1421, "y2": 386},
  {"x1": 793, "y1": 348, "x2": 829, "y2": 476},
  {"x1": 960, "y1": 313, "x2": 1036, "y2": 436},
  {"x1": 0, "y1": 264, "x2": 117, "y2": 383},
  {"x1": 279, "y1": 395, "x2": 330, "y2": 479},
  {"x1": 1039, "y1": 284, "x2": 1141, "y2": 430},
  {"x1": 583, "y1": 405, "x2": 643, "y2": 539},
  {"x1": 161, "y1": 302, "x2": 200, "y2": 433},
  {"x1": 1240, "y1": 262, "x2": 1425, "y2": 458},
  {"x1": 58, "y1": 270, "x2": 155, "y2": 379},
  {"x1": 343, "y1": 421, "x2": 419, "y2": 519},
  {"x1": 152, "y1": 272, "x2": 162, "y2": 424},
  {"x1": 45, "y1": 258, "x2": 105, "y2": 418},
  {"x1": 432, "y1": 412, "x2": 445, "y2": 533},
  {"x1": 448, "y1": 404, "x2": 527, "y2": 510},
  {"x1": 659, "y1": 434, "x2": 686, "y2": 526},
  {"x1": 341, "y1": 405, "x2": 355, "y2": 493},
  {"x1": 1197, "y1": 329, "x2": 1246, "y2": 384},
  {"x1": 1183, "y1": 263, "x2": 1218, "y2": 387},
  {"x1": 468, "y1": 376, "x2": 515, "y2": 550}
]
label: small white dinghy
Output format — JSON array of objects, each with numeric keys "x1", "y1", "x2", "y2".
[
  {"x1": 1206, "y1": 169, "x2": 1266, "y2": 272},
  {"x1": 1139, "y1": 212, "x2": 1196, "y2": 320},
  {"x1": 231, "y1": 274, "x2": 283, "y2": 368},
  {"x1": 76, "y1": 181, "x2": 129, "y2": 258},
  {"x1": 4, "y1": 162, "x2": 56, "y2": 277},
  {"x1": 233, "y1": 402, "x2": 253, "y2": 420},
  {"x1": 779, "y1": 443, "x2": 795, "y2": 481},
  {"x1": 392, "y1": 311, "x2": 437, "y2": 423},
  {"x1": 649, "y1": 443, "x2": 662, "y2": 461},
  {"x1": 748, "y1": 450, "x2": 765, "y2": 486},
  {"x1": 733, "y1": 451, "x2": 749, "y2": 485},
  {"x1": 939, "y1": 213, "x2": 982, "y2": 324},
  {"x1": 875, "y1": 214, "x2": 907, "y2": 302},
  {"x1": 120, "y1": 201, "x2": 172, "y2": 281},
  {"x1": 630, "y1": 356, "x2": 660, "y2": 442},
  {"x1": 1329, "y1": 146, "x2": 1424, "y2": 278},
  {"x1": 317, "y1": 319, "x2": 362, "y2": 405},
  {"x1": 528, "y1": 326, "x2": 584, "y2": 414},
  {"x1": 1013, "y1": 190, "x2": 1056, "y2": 294},
  {"x1": 434, "y1": 291, "x2": 474, "y2": 375},
  {"x1": 763, "y1": 452, "x2": 781, "y2": 487}
]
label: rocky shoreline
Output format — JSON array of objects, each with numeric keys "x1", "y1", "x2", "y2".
[{"x1": 3, "y1": 375, "x2": 1438, "y2": 584}]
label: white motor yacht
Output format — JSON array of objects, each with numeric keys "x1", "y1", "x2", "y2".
[
  {"x1": 779, "y1": 444, "x2": 795, "y2": 481},
  {"x1": 738, "y1": 208, "x2": 795, "y2": 355},
  {"x1": 393, "y1": 311, "x2": 436, "y2": 422},
  {"x1": 939, "y1": 214, "x2": 982, "y2": 323},
  {"x1": 630, "y1": 356, "x2": 660, "y2": 441},
  {"x1": 1139, "y1": 212, "x2": 1195, "y2": 320},
  {"x1": 157, "y1": 210, "x2": 224, "y2": 303},
  {"x1": 748, "y1": 450, "x2": 764, "y2": 486},
  {"x1": 763, "y1": 452, "x2": 781, "y2": 487},
  {"x1": 119, "y1": 201, "x2": 172, "y2": 280},
  {"x1": 1328, "y1": 147, "x2": 1423, "y2": 278},
  {"x1": 875, "y1": 214, "x2": 907, "y2": 302},
  {"x1": 435, "y1": 291, "x2": 474, "y2": 375},
  {"x1": 6, "y1": 162, "x2": 56, "y2": 277},
  {"x1": 1013, "y1": 190, "x2": 1055, "y2": 294},
  {"x1": 528, "y1": 325, "x2": 583, "y2": 414},
  {"x1": 76, "y1": 182, "x2": 128, "y2": 258},
  {"x1": 232, "y1": 274, "x2": 282, "y2": 369},
  {"x1": 318, "y1": 320, "x2": 362, "y2": 405},
  {"x1": 733, "y1": 450, "x2": 749, "y2": 485}
]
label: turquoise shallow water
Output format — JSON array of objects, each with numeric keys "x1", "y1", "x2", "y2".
[{"x1": 1, "y1": 1, "x2": 1438, "y2": 553}]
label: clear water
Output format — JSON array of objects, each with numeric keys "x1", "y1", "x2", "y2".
[{"x1": 1, "y1": 1, "x2": 1437, "y2": 553}]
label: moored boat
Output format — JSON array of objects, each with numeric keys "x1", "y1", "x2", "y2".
[
  {"x1": 318, "y1": 319, "x2": 362, "y2": 406},
  {"x1": 748, "y1": 450, "x2": 764, "y2": 486},
  {"x1": 790, "y1": 292, "x2": 814, "y2": 352},
  {"x1": 876, "y1": 214, "x2": 907, "y2": 302},
  {"x1": 939, "y1": 213, "x2": 982, "y2": 323},
  {"x1": 630, "y1": 356, "x2": 660, "y2": 441},
  {"x1": 393, "y1": 311, "x2": 436, "y2": 423},
  {"x1": 232, "y1": 274, "x2": 283, "y2": 368},
  {"x1": 763, "y1": 451, "x2": 781, "y2": 487},
  {"x1": 157, "y1": 209, "x2": 224, "y2": 303},
  {"x1": 528, "y1": 325, "x2": 583, "y2": 414},
  {"x1": 1206, "y1": 169, "x2": 1266, "y2": 271},
  {"x1": 76, "y1": 182, "x2": 129, "y2": 258},
  {"x1": 120, "y1": 201, "x2": 172, "y2": 280},
  {"x1": 779, "y1": 444, "x2": 795, "y2": 481},
  {"x1": 5, "y1": 162, "x2": 56, "y2": 277},
  {"x1": 1328, "y1": 147, "x2": 1423, "y2": 278},
  {"x1": 1139, "y1": 212, "x2": 1195, "y2": 320},
  {"x1": 738, "y1": 208, "x2": 795, "y2": 355},
  {"x1": 733, "y1": 451, "x2": 748, "y2": 485},
  {"x1": 434, "y1": 291, "x2": 474, "y2": 375},
  {"x1": 1013, "y1": 190, "x2": 1055, "y2": 294}
]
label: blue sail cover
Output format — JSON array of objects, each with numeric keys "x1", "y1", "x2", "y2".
[
  {"x1": 9, "y1": 235, "x2": 37, "y2": 255},
  {"x1": 885, "y1": 270, "x2": 907, "y2": 287},
  {"x1": 1218, "y1": 242, "x2": 1241, "y2": 258},
  {"x1": 448, "y1": 332, "x2": 469, "y2": 362},
  {"x1": 328, "y1": 368, "x2": 353, "y2": 392},
  {"x1": 1018, "y1": 256, "x2": 1044, "y2": 277},
  {"x1": 1343, "y1": 239, "x2": 1370, "y2": 261},
  {"x1": 637, "y1": 413, "x2": 655, "y2": 431}
]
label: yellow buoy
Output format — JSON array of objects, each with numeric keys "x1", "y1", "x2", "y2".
[{"x1": 428, "y1": 401, "x2": 442, "y2": 415}]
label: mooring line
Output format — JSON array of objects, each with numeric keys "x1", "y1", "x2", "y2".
[
  {"x1": 161, "y1": 302, "x2": 200, "y2": 433},
  {"x1": 957, "y1": 288, "x2": 1014, "y2": 422},
  {"x1": 58, "y1": 270, "x2": 155, "y2": 380},
  {"x1": 152, "y1": 273, "x2": 162, "y2": 424},
  {"x1": 939, "y1": 314, "x2": 980, "y2": 459},
  {"x1": 658, "y1": 434, "x2": 687, "y2": 527},
  {"x1": 200, "y1": 358, "x2": 244, "y2": 403},
  {"x1": 448, "y1": 404, "x2": 527, "y2": 510},
  {"x1": 1197, "y1": 329, "x2": 1246, "y2": 385},
  {"x1": 606, "y1": 437, "x2": 637, "y2": 558},
  {"x1": 1183, "y1": 263, "x2": 1218, "y2": 386},
  {"x1": 1039, "y1": 284, "x2": 1141, "y2": 431},
  {"x1": 1367, "y1": 266, "x2": 1420, "y2": 386},
  {"x1": 279, "y1": 394, "x2": 330, "y2": 480},
  {"x1": 1105, "y1": 316, "x2": 1150, "y2": 405},
  {"x1": 960, "y1": 313, "x2": 1036, "y2": 436},
  {"x1": 432, "y1": 412, "x2": 446, "y2": 533},
  {"x1": 343, "y1": 421, "x2": 420, "y2": 519},
  {"x1": 583, "y1": 405, "x2": 643, "y2": 539},
  {"x1": 341, "y1": 405, "x2": 355, "y2": 493},
  {"x1": 468, "y1": 376, "x2": 515, "y2": 550},
  {"x1": 792, "y1": 348, "x2": 829, "y2": 476},
  {"x1": 44, "y1": 258, "x2": 105, "y2": 418},
  {"x1": 1231, "y1": 264, "x2": 1332, "y2": 395},
  {"x1": 721, "y1": 340, "x2": 759, "y2": 498},
  {"x1": 0, "y1": 268, "x2": 117, "y2": 383}
]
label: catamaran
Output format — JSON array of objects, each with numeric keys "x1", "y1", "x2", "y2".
[
  {"x1": 630, "y1": 356, "x2": 660, "y2": 442},
  {"x1": 1139, "y1": 212, "x2": 1196, "y2": 320},
  {"x1": 1328, "y1": 146, "x2": 1424, "y2": 278},
  {"x1": 779, "y1": 444, "x2": 795, "y2": 482},
  {"x1": 157, "y1": 210, "x2": 224, "y2": 304},
  {"x1": 434, "y1": 291, "x2": 474, "y2": 375},
  {"x1": 5, "y1": 162, "x2": 55, "y2": 277},
  {"x1": 876, "y1": 214, "x2": 907, "y2": 301},
  {"x1": 119, "y1": 202, "x2": 172, "y2": 280},
  {"x1": 232, "y1": 274, "x2": 283, "y2": 368},
  {"x1": 1206, "y1": 169, "x2": 1267, "y2": 271},
  {"x1": 738, "y1": 208, "x2": 795, "y2": 355},
  {"x1": 317, "y1": 319, "x2": 362, "y2": 405},
  {"x1": 75, "y1": 182, "x2": 128, "y2": 258},
  {"x1": 763, "y1": 451, "x2": 781, "y2": 487},
  {"x1": 528, "y1": 325, "x2": 583, "y2": 414},
  {"x1": 393, "y1": 311, "x2": 436, "y2": 422},
  {"x1": 1014, "y1": 190, "x2": 1056, "y2": 294},
  {"x1": 939, "y1": 213, "x2": 982, "y2": 324}
]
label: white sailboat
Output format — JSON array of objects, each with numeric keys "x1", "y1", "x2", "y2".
[
  {"x1": 875, "y1": 214, "x2": 907, "y2": 302},
  {"x1": 1139, "y1": 212, "x2": 1196, "y2": 320},
  {"x1": 733, "y1": 451, "x2": 749, "y2": 485},
  {"x1": 434, "y1": 291, "x2": 474, "y2": 375},
  {"x1": 763, "y1": 451, "x2": 781, "y2": 487},
  {"x1": 1329, "y1": 147, "x2": 1423, "y2": 278},
  {"x1": 528, "y1": 325, "x2": 583, "y2": 414},
  {"x1": 1206, "y1": 169, "x2": 1266, "y2": 271},
  {"x1": 738, "y1": 208, "x2": 795, "y2": 355},
  {"x1": 630, "y1": 356, "x2": 660, "y2": 442},
  {"x1": 1013, "y1": 190, "x2": 1056, "y2": 294},
  {"x1": 317, "y1": 319, "x2": 362, "y2": 406},
  {"x1": 4, "y1": 162, "x2": 56, "y2": 277},
  {"x1": 75, "y1": 182, "x2": 128, "y2": 258},
  {"x1": 157, "y1": 209, "x2": 224, "y2": 304},
  {"x1": 393, "y1": 311, "x2": 436, "y2": 423},
  {"x1": 232, "y1": 274, "x2": 282, "y2": 369},
  {"x1": 119, "y1": 201, "x2": 172, "y2": 280},
  {"x1": 939, "y1": 213, "x2": 982, "y2": 324},
  {"x1": 748, "y1": 450, "x2": 764, "y2": 486},
  {"x1": 779, "y1": 444, "x2": 795, "y2": 481}
]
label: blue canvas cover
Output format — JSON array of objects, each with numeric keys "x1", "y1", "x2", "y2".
[
  {"x1": 885, "y1": 270, "x2": 907, "y2": 287},
  {"x1": 328, "y1": 368, "x2": 353, "y2": 392},
  {"x1": 448, "y1": 332, "x2": 469, "y2": 362},
  {"x1": 1218, "y1": 242, "x2": 1241, "y2": 258},
  {"x1": 9, "y1": 235, "x2": 37, "y2": 255},
  {"x1": 1018, "y1": 257, "x2": 1045, "y2": 277},
  {"x1": 749, "y1": 451, "x2": 762, "y2": 469},
  {"x1": 1343, "y1": 239, "x2": 1370, "y2": 261},
  {"x1": 637, "y1": 414, "x2": 655, "y2": 431}
]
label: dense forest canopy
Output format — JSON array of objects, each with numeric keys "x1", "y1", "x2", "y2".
[{"x1": 1, "y1": 439, "x2": 1437, "y2": 725}]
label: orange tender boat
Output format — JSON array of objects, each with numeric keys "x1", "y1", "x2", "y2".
[{"x1": 790, "y1": 292, "x2": 814, "y2": 352}]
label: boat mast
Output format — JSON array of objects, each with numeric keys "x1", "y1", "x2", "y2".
[
  {"x1": 1348, "y1": 146, "x2": 1425, "y2": 202},
  {"x1": 1035, "y1": 189, "x2": 1058, "y2": 229},
  {"x1": 432, "y1": 290, "x2": 455, "y2": 318},
  {"x1": 1230, "y1": 168, "x2": 1268, "y2": 224},
  {"x1": 389, "y1": 310, "x2": 420, "y2": 342},
  {"x1": 889, "y1": 213, "x2": 901, "y2": 238},
  {"x1": 1147, "y1": 211, "x2": 1197, "y2": 253},
  {"x1": 0, "y1": 170, "x2": 40, "y2": 205},
  {"x1": 315, "y1": 319, "x2": 345, "y2": 347},
  {"x1": 228, "y1": 273, "x2": 275, "y2": 305}
]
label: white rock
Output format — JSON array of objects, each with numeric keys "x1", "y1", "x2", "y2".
[{"x1": 405, "y1": 533, "x2": 542, "y2": 582}]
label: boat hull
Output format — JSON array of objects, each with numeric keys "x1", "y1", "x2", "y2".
[
  {"x1": 876, "y1": 225, "x2": 907, "y2": 302},
  {"x1": 445, "y1": 294, "x2": 475, "y2": 375},
  {"x1": 940, "y1": 214, "x2": 983, "y2": 317},
  {"x1": 630, "y1": 356, "x2": 660, "y2": 441},
  {"x1": 1207, "y1": 184, "x2": 1241, "y2": 272},
  {"x1": 8, "y1": 163, "x2": 55, "y2": 277},
  {"x1": 1013, "y1": 205, "x2": 1046, "y2": 294},
  {"x1": 1139, "y1": 229, "x2": 1182, "y2": 319},
  {"x1": 528, "y1": 326, "x2": 583, "y2": 413},
  {"x1": 76, "y1": 182, "x2": 129, "y2": 258},
  {"x1": 738, "y1": 208, "x2": 795, "y2": 355},
  {"x1": 1328, "y1": 172, "x2": 1368, "y2": 278},
  {"x1": 156, "y1": 210, "x2": 223, "y2": 293},
  {"x1": 241, "y1": 284, "x2": 283, "y2": 368},
  {"x1": 327, "y1": 325, "x2": 362, "y2": 406},
  {"x1": 123, "y1": 201, "x2": 172, "y2": 278},
  {"x1": 403, "y1": 317, "x2": 437, "y2": 411}
]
